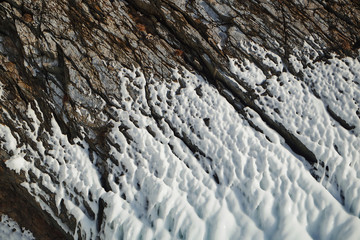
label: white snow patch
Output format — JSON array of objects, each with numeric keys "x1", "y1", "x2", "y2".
[
  {"x1": 5, "y1": 155, "x2": 29, "y2": 174},
  {"x1": 0, "y1": 215, "x2": 35, "y2": 240}
]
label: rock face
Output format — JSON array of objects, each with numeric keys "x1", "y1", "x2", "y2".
[{"x1": 0, "y1": 0, "x2": 360, "y2": 239}]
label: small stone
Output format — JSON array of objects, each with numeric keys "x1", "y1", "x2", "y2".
[{"x1": 23, "y1": 13, "x2": 33, "y2": 23}]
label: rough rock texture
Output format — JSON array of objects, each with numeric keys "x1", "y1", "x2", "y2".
[{"x1": 0, "y1": 0, "x2": 359, "y2": 239}]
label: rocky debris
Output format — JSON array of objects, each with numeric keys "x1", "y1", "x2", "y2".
[{"x1": 0, "y1": 0, "x2": 359, "y2": 238}]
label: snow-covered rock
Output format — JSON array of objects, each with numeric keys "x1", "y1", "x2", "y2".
[{"x1": 0, "y1": 0, "x2": 359, "y2": 239}]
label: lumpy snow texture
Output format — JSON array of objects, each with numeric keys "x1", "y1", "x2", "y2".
[
  {"x1": 0, "y1": 215, "x2": 34, "y2": 240},
  {"x1": 2, "y1": 39, "x2": 360, "y2": 239},
  {"x1": 229, "y1": 39, "x2": 360, "y2": 219}
]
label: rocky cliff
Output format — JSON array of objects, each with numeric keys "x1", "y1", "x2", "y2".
[{"x1": 0, "y1": 0, "x2": 360, "y2": 239}]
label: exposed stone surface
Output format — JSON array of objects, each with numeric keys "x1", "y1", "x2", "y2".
[{"x1": 0, "y1": 0, "x2": 359, "y2": 239}]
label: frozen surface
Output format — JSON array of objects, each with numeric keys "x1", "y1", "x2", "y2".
[
  {"x1": 1, "y1": 39, "x2": 360, "y2": 239},
  {"x1": 0, "y1": 215, "x2": 34, "y2": 240}
]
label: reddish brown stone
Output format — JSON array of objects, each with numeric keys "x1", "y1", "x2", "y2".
[{"x1": 23, "y1": 13, "x2": 33, "y2": 23}]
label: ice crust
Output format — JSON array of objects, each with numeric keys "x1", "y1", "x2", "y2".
[{"x1": 1, "y1": 40, "x2": 360, "y2": 239}]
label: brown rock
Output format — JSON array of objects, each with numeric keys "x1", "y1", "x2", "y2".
[{"x1": 23, "y1": 13, "x2": 33, "y2": 23}]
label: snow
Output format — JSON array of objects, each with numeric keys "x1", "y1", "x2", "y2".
[
  {"x1": 229, "y1": 40, "x2": 360, "y2": 221},
  {"x1": 5, "y1": 155, "x2": 29, "y2": 174},
  {"x1": 98, "y1": 63, "x2": 360, "y2": 239},
  {"x1": 1, "y1": 38, "x2": 360, "y2": 239},
  {"x1": 0, "y1": 123, "x2": 18, "y2": 153},
  {"x1": 0, "y1": 215, "x2": 34, "y2": 240}
]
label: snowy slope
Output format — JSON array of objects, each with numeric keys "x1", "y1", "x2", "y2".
[
  {"x1": 1, "y1": 41, "x2": 360, "y2": 239},
  {"x1": 229, "y1": 39, "x2": 360, "y2": 218}
]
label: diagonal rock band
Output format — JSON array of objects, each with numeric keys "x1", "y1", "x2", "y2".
[{"x1": 0, "y1": 0, "x2": 359, "y2": 239}]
